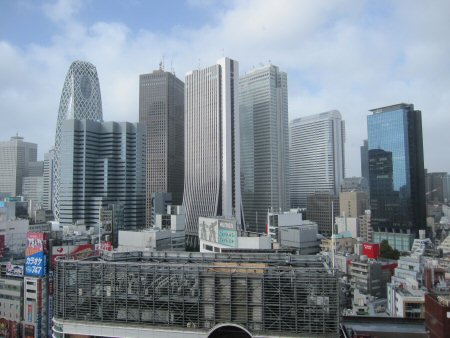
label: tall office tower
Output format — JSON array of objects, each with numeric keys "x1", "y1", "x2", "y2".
[
  {"x1": 139, "y1": 68, "x2": 184, "y2": 227},
  {"x1": 22, "y1": 161, "x2": 44, "y2": 207},
  {"x1": 425, "y1": 172, "x2": 448, "y2": 203},
  {"x1": 53, "y1": 61, "x2": 103, "y2": 222},
  {"x1": 183, "y1": 57, "x2": 242, "y2": 248},
  {"x1": 367, "y1": 103, "x2": 425, "y2": 237},
  {"x1": 240, "y1": 64, "x2": 289, "y2": 232},
  {"x1": 360, "y1": 139, "x2": 369, "y2": 182},
  {"x1": 58, "y1": 119, "x2": 145, "y2": 227},
  {"x1": 0, "y1": 135, "x2": 37, "y2": 198},
  {"x1": 43, "y1": 149, "x2": 55, "y2": 211},
  {"x1": 290, "y1": 110, "x2": 345, "y2": 208}
]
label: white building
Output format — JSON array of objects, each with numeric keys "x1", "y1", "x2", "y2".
[
  {"x1": 335, "y1": 216, "x2": 359, "y2": 238},
  {"x1": 0, "y1": 135, "x2": 38, "y2": 198},
  {"x1": 183, "y1": 57, "x2": 242, "y2": 249},
  {"x1": 199, "y1": 216, "x2": 271, "y2": 253},
  {"x1": 290, "y1": 110, "x2": 345, "y2": 208}
]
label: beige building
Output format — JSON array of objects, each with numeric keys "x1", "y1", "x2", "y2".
[{"x1": 339, "y1": 191, "x2": 368, "y2": 218}]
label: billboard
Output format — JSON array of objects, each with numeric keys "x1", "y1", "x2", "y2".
[
  {"x1": 362, "y1": 242, "x2": 381, "y2": 259},
  {"x1": 5, "y1": 263, "x2": 24, "y2": 277},
  {"x1": 199, "y1": 218, "x2": 237, "y2": 247},
  {"x1": 95, "y1": 241, "x2": 113, "y2": 252},
  {"x1": 25, "y1": 232, "x2": 48, "y2": 277},
  {"x1": 218, "y1": 220, "x2": 237, "y2": 247},
  {"x1": 52, "y1": 244, "x2": 95, "y2": 266}
]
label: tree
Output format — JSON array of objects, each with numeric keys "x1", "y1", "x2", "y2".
[{"x1": 379, "y1": 240, "x2": 400, "y2": 260}]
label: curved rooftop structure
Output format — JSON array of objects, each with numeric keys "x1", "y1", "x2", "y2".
[{"x1": 53, "y1": 61, "x2": 103, "y2": 221}]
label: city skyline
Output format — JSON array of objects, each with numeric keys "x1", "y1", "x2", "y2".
[{"x1": 1, "y1": 0, "x2": 450, "y2": 176}]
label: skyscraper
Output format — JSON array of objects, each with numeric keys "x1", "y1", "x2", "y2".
[
  {"x1": 240, "y1": 64, "x2": 289, "y2": 232},
  {"x1": 58, "y1": 119, "x2": 145, "y2": 227},
  {"x1": 367, "y1": 103, "x2": 425, "y2": 237},
  {"x1": 53, "y1": 61, "x2": 103, "y2": 222},
  {"x1": 183, "y1": 57, "x2": 242, "y2": 248},
  {"x1": 139, "y1": 68, "x2": 184, "y2": 227},
  {"x1": 290, "y1": 110, "x2": 345, "y2": 208},
  {"x1": 0, "y1": 135, "x2": 37, "y2": 198}
]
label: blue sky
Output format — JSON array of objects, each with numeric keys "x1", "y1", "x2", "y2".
[{"x1": 1, "y1": 0, "x2": 450, "y2": 176}]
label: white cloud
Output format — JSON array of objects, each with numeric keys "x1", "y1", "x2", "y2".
[{"x1": 1, "y1": 0, "x2": 449, "y2": 175}]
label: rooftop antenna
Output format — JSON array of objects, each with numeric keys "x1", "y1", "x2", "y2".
[{"x1": 170, "y1": 59, "x2": 175, "y2": 76}]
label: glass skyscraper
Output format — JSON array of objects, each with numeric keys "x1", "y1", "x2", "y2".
[
  {"x1": 367, "y1": 103, "x2": 425, "y2": 236},
  {"x1": 240, "y1": 64, "x2": 289, "y2": 233}
]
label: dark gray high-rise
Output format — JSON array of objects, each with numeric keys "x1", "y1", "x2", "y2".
[
  {"x1": 367, "y1": 103, "x2": 426, "y2": 236},
  {"x1": 139, "y1": 68, "x2": 184, "y2": 227}
]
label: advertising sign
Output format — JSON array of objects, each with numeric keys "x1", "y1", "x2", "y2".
[
  {"x1": 362, "y1": 242, "x2": 381, "y2": 259},
  {"x1": 199, "y1": 217, "x2": 219, "y2": 243},
  {"x1": 25, "y1": 232, "x2": 48, "y2": 277},
  {"x1": 95, "y1": 241, "x2": 113, "y2": 252},
  {"x1": 218, "y1": 228, "x2": 237, "y2": 247},
  {"x1": 5, "y1": 263, "x2": 24, "y2": 277},
  {"x1": 51, "y1": 244, "x2": 95, "y2": 266}
]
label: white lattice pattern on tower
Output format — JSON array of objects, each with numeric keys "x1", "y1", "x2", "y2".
[{"x1": 53, "y1": 61, "x2": 103, "y2": 221}]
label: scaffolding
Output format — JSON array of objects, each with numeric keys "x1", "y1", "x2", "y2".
[{"x1": 54, "y1": 252, "x2": 340, "y2": 336}]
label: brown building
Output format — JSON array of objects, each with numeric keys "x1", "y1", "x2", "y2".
[{"x1": 425, "y1": 292, "x2": 450, "y2": 338}]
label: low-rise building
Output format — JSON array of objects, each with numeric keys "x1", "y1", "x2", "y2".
[{"x1": 199, "y1": 216, "x2": 271, "y2": 253}]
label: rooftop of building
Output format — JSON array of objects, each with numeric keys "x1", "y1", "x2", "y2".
[
  {"x1": 369, "y1": 103, "x2": 413, "y2": 114},
  {"x1": 57, "y1": 250, "x2": 331, "y2": 271}
]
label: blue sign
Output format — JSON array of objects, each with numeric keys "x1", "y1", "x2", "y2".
[
  {"x1": 0, "y1": 201, "x2": 4, "y2": 208},
  {"x1": 25, "y1": 251, "x2": 47, "y2": 277},
  {"x1": 218, "y1": 229, "x2": 237, "y2": 247}
]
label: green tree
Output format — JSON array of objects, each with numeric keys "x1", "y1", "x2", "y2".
[{"x1": 380, "y1": 240, "x2": 400, "y2": 260}]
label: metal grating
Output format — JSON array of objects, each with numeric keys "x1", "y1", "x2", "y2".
[{"x1": 54, "y1": 253, "x2": 340, "y2": 336}]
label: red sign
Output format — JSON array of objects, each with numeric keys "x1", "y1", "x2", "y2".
[
  {"x1": 52, "y1": 244, "x2": 95, "y2": 266},
  {"x1": 362, "y1": 242, "x2": 380, "y2": 259}
]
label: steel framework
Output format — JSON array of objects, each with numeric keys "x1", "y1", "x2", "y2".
[{"x1": 54, "y1": 252, "x2": 340, "y2": 336}]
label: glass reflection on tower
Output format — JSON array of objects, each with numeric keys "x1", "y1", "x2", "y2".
[{"x1": 367, "y1": 103, "x2": 425, "y2": 236}]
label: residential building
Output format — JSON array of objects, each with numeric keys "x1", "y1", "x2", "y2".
[
  {"x1": 367, "y1": 103, "x2": 426, "y2": 243},
  {"x1": 359, "y1": 210, "x2": 373, "y2": 243},
  {"x1": 290, "y1": 110, "x2": 345, "y2": 208},
  {"x1": 306, "y1": 192, "x2": 339, "y2": 236},
  {"x1": 0, "y1": 135, "x2": 37, "y2": 198},
  {"x1": 57, "y1": 119, "x2": 145, "y2": 228},
  {"x1": 351, "y1": 257, "x2": 396, "y2": 299},
  {"x1": 54, "y1": 60, "x2": 103, "y2": 222},
  {"x1": 183, "y1": 57, "x2": 243, "y2": 249},
  {"x1": 139, "y1": 68, "x2": 184, "y2": 227},
  {"x1": 240, "y1": 64, "x2": 289, "y2": 232}
]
